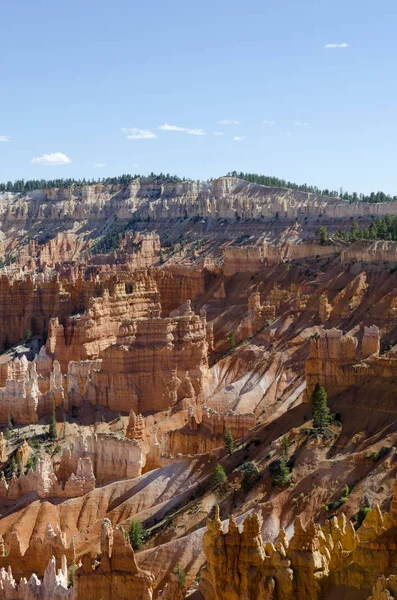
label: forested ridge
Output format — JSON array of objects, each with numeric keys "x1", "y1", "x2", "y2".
[
  {"x1": 227, "y1": 171, "x2": 397, "y2": 204},
  {"x1": 1, "y1": 171, "x2": 396, "y2": 204}
]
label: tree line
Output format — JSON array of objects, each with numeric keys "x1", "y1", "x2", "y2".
[
  {"x1": 0, "y1": 173, "x2": 188, "y2": 194},
  {"x1": 227, "y1": 171, "x2": 397, "y2": 204},
  {"x1": 334, "y1": 215, "x2": 397, "y2": 242}
]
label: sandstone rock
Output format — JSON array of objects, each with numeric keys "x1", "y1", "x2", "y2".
[
  {"x1": 368, "y1": 575, "x2": 397, "y2": 600},
  {"x1": 57, "y1": 433, "x2": 143, "y2": 484},
  {"x1": 74, "y1": 520, "x2": 154, "y2": 600},
  {"x1": 126, "y1": 410, "x2": 145, "y2": 440}
]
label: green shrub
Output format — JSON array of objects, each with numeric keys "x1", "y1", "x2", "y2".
[
  {"x1": 128, "y1": 520, "x2": 145, "y2": 551},
  {"x1": 270, "y1": 457, "x2": 291, "y2": 487},
  {"x1": 211, "y1": 464, "x2": 227, "y2": 490},
  {"x1": 239, "y1": 462, "x2": 259, "y2": 493},
  {"x1": 174, "y1": 563, "x2": 186, "y2": 589},
  {"x1": 68, "y1": 563, "x2": 77, "y2": 588}
]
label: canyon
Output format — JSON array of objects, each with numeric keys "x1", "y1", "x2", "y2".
[{"x1": 1, "y1": 177, "x2": 397, "y2": 598}]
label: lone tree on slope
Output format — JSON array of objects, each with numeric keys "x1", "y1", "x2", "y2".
[
  {"x1": 311, "y1": 383, "x2": 331, "y2": 432},
  {"x1": 224, "y1": 428, "x2": 234, "y2": 455}
]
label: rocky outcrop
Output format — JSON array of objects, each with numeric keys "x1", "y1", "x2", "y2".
[
  {"x1": 200, "y1": 507, "x2": 293, "y2": 600},
  {"x1": 126, "y1": 410, "x2": 145, "y2": 440},
  {"x1": 305, "y1": 326, "x2": 386, "y2": 400},
  {"x1": 368, "y1": 575, "x2": 397, "y2": 600},
  {"x1": 46, "y1": 274, "x2": 162, "y2": 368},
  {"x1": 0, "y1": 555, "x2": 73, "y2": 599},
  {"x1": 0, "y1": 524, "x2": 74, "y2": 579},
  {"x1": 341, "y1": 240, "x2": 397, "y2": 263},
  {"x1": 88, "y1": 233, "x2": 160, "y2": 268},
  {"x1": 201, "y1": 481, "x2": 397, "y2": 600},
  {"x1": 2, "y1": 454, "x2": 95, "y2": 500},
  {"x1": 57, "y1": 433, "x2": 144, "y2": 484},
  {"x1": 87, "y1": 309, "x2": 210, "y2": 413},
  {"x1": 223, "y1": 246, "x2": 264, "y2": 276},
  {"x1": 74, "y1": 519, "x2": 154, "y2": 600},
  {"x1": 239, "y1": 292, "x2": 276, "y2": 338},
  {"x1": 0, "y1": 356, "x2": 65, "y2": 424}
]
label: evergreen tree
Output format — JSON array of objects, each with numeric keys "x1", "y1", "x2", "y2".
[
  {"x1": 311, "y1": 383, "x2": 331, "y2": 432},
  {"x1": 128, "y1": 519, "x2": 144, "y2": 551},
  {"x1": 271, "y1": 457, "x2": 291, "y2": 487},
  {"x1": 228, "y1": 332, "x2": 236, "y2": 351},
  {"x1": 211, "y1": 464, "x2": 227, "y2": 490},
  {"x1": 6, "y1": 413, "x2": 13, "y2": 430},
  {"x1": 316, "y1": 226, "x2": 328, "y2": 245},
  {"x1": 49, "y1": 405, "x2": 57, "y2": 440},
  {"x1": 224, "y1": 428, "x2": 234, "y2": 455},
  {"x1": 240, "y1": 462, "x2": 259, "y2": 493}
]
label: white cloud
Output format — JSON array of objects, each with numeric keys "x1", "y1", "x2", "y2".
[
  {"x1": 234, "y1": 136, "x2": 245, "y2": 141},
  {"x1": 122, "y1": 127, "x2": 157, "y2": 140},
  {"x1": 217, "y1": 119, "x2": 239, "y2": 125},
  {"x1": 294, "y1": 121, "x2": 309, "y2": 127},
  {"x1": 133, "y1": 163, "x2": 139, "y2": 168},
  {"x1": 93, "y1": 162, "x2": 106, "y2": 168},
  {"x1": 285, "y1": 132, "x2": 292, "y2": 136},
  {"x1": 158, "y1": 123, "x2": 206, "y2": 135},
  {"x1": 325, "y1": 43, "x2": 349, "y2": 48},
  {"x1": 0, "y1": 136, "x2": 11, "y2": 142},
  {"x1": 262, "y1": 120, "x2": 275, "y2": 125},
  {"x1": 213, "y1": 132, "x2": 224, "y2": 136},
  {"x1": 31, "y1": 152, "x2": 71, "y2": 166}
]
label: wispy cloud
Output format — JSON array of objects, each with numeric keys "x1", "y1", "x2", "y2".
[
  {"x1": 262, "y1": 120, "x2": 275, "y2": 125},
  {"x1": 122, "y1": 127, "x2": 157, "y2": 140},
  {"x1": 213, "y1": 132, "x2": 224, "y2": 136},
  {"x1": 93, "y1": 162, "x2": 106, "y2": 168},
  {"x1": 217, "y1": 119, "x2": 239, "y2": 125},
  {"x1": 294, "y1": 121, "x2": 309, "y2": 127},
  {"x1": 325, "y1": 43, "x2": 349, "y2": 48},
  {"x1": 158, "y1": 123, "x2": 206, "y2": 135},
  {"x1": 31, "y1": 152, "x2": 71, "y2": 166},
  {"x1": 0, "y1": 136, "x2": 11, "y2": 142},
  {"x1": 132, "y1": 163, "x2": 139, "y2": 168},
  {"x1": 234, "y1": 136, "x2": 245, "y2": 141},
  {"x1": 285, "y1": 132, "x2": 292, "y2": 136}
]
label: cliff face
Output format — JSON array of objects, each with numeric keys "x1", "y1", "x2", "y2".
[
  {"x1": 5, "y1": 179, "x2": 397, "y2": 237},
  {"x1": 341, "y1": 240, "x2": 397, "y2": 263},
  {"x1": 88, "y1": 308, "x2": 210, "y2": 413},
  {"x1": 200, "y1": 491, "x2": 397, "y2": 600},
  {"x1": 305, "y1": 326, "x2": 397, "y2": 401}
]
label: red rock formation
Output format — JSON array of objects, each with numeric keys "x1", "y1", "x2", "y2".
[
  {"x1": 223, "y1": 246, "x2": 264, "y2": 276},
  {"x1": 305, "y1": 326, "x2": 385, "y2": 400},
  {"x1": 57, "y1": 433, "x2": 143, "y2": 484},
  {"x1": 87, "y1": 310, "x2": 210, "y2": 413},
  {"x1": 0, "y1": 554, "x2": 72, "y2": 599},
  {"x1": 126, "y1": 410, "x2": 145, "y2": 440},
  {"x1": 74, "y1": 520, "x2": 154, "y2": 600}
]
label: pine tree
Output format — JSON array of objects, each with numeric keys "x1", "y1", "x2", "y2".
[
  {"x1": 211, "y1": 464, "x2": 227, "y2": 489},
  {"x1": 224, "y1": 428, "x2": 234, "y2": 455},
  {"x1": 49, "y1": 405, "x2": 57, "y2": 440},
  {"x1": 316, "y1": 226, "x2": 328, "y2": 245},
  {"x1": 128, "y1": 520, "x2": 144, "y2": 551},
  {"x1": 272, "y1": 457, "x2": 291, "y2": 487},
  {"x1": 228, "y1": 332, "x2": 236, "y2": 351},
  {"x1": 6, "y1": 414, "x2": 13, "y2": 430},
  {"x1": 311, "y1": 383, "x2": 331, "y2": 432},
  {"x1": 240, "y1": 462, "x2": 259, "y2": 493}
]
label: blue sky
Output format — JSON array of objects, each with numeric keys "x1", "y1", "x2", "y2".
[{"x1": 1, "y1": 0, "x2": 397, "y2": 193}]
